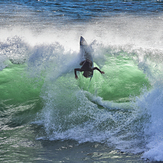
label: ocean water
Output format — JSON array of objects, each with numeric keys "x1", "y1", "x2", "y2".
[{"x1": 1, "y1": 0, "x2": 163, "y2": 162}]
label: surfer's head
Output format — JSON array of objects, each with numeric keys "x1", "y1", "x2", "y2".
[{"x1": 83, "y1": 71, "x2": 93, "y2": 78}]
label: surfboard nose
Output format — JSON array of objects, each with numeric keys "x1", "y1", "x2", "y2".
[{"x1": 80, "y1": 36, "x2": 87, "y2": 46}]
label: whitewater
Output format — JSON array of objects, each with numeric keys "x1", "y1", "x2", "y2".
[{"x1": 1, "y1": 0, "x2": 163, "y2": 162}]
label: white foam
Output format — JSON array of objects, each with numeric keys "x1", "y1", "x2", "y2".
[
  {"x1": 143, "y1": 140, "x2": 163, "y2": 161},
  {"x1": 0, "y1": 55, "x2": 7, "y2": 70},
  {"x1": 140, "y1": 87, "x2": 163, "y2": 161}
]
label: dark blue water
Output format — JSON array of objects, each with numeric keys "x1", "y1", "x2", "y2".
[
  {"x1": 1, "y1": 0, "x2": 163, "y2": 162},
  {"x1": 1, "y1": 0, "x2": 163, "y2": 26}
]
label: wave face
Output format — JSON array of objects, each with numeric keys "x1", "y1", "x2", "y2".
[{"x1": 1, "y1": 1, "x2": 163, "y2": 162}]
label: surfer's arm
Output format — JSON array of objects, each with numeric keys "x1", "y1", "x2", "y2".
[
  {"x1": 93, "y1": 67, "x2": 105, "y2": 74},
  {"x1": 74, "y1": 68, "x2": 82, "y2": 79}
]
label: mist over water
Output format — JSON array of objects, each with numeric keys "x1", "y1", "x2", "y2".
[{"x1": 1, "y1": 1, "x2": 163, "y2": 162}]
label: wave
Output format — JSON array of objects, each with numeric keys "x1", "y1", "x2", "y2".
[{"x1": 1, "y1": 19, "x2": 163, "y2": 161}]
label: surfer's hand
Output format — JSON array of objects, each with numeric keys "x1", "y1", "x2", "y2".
[
  {"x1": 101, "y1": 71, "x2": 105, "y2": 74},
  {"x1": 75, "y1": 75, "x2": 78, "y2": 79}
]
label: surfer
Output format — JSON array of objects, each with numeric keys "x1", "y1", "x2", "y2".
[
  {"x1": 74, "y1": 59, "x2": 104, "y2": 79},
  {"x1": 74, "y1": 36, "x2": 104, "y2": 79}
]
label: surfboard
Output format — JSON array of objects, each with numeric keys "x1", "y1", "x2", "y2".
[
  {"x1": 79, "y1": 36, "x2": 94, "y2": 79},
  {"x1": 80, "y1": 36, "x2": 93, "y2": 63}
]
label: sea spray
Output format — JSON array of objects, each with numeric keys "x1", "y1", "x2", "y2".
[{"x1": 140, "y1": 86, "x2": 163, "y2": 161}]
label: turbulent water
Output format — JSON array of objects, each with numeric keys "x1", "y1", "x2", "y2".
[{"x1": 1, "y1": 0, "x2": 163, "y2": 162}]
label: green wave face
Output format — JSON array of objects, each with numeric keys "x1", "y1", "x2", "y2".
[
  {"x1": 0, "y1": 54, "x2": 151, "y2": 106},
  {"x1": 78, "y1": 55, "x2": 151, "y2": 102},
  {"x1": 0, "y1": 63, "x2": 43, "y2": 106}
]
